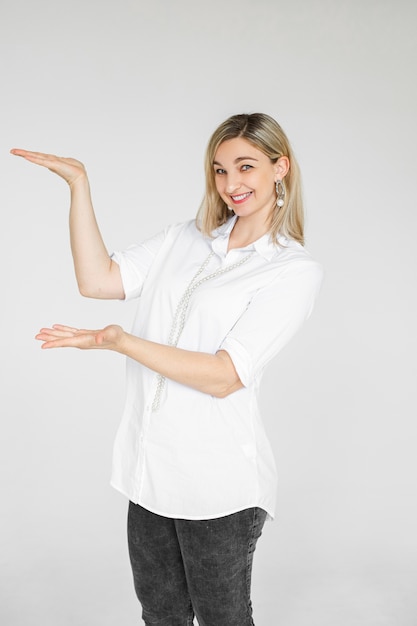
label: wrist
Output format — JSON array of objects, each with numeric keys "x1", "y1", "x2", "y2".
[
  {"x1": 113, "y1": 327, "x2": 130, "y2": 354},
  {"x1": 69, "y1": 171, "x2": 89, "y2": 191}
]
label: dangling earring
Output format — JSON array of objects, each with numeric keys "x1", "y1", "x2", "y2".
[{"x1": 275, "y1": 179, "x2": 285, "y2": 208}]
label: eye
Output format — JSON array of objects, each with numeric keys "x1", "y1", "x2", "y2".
[
  {"x1": 215, "y1": 168, "x2": 226, "y2": 175},
  {"x1": 241, "y1": 164, "x2": 253, "y2": 171}
]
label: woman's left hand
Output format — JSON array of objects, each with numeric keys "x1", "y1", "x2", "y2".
[{"x1": 35, "y1": 324, "x2": 124, "y2": 350}]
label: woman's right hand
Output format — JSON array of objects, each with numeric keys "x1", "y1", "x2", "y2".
[
  {"x1": 11, "y1": 147, "x2": 124, "y2": 299},
  {"x1": 10, "y1": 149, "x2": 87, "y2": 187}
]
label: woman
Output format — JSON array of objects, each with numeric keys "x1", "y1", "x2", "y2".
[{"x1": 12, "y1": 113, "x2": 322, "y2": 626}]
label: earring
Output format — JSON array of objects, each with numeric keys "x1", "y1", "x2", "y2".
[{"x1": 275, "y1": 179, "x2": 285, "y2": 208}]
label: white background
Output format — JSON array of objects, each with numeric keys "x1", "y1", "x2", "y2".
[{"x1": 1, "y1": 1, "x2": 416, "y2": 624}]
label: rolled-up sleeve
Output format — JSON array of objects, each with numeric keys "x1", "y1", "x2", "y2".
[
  {"x1": 219, "y1": 260, "x2": 323, "y2": 387},
  {"x1": 110, "y1": 229, "x2": 167, "y2": 300}
]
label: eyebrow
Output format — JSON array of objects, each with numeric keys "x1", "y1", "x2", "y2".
[{"x1": 213, "y1": 156, "x2": 259, "y2": 166}]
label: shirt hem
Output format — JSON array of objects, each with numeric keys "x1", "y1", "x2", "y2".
[{"x1": 110, "y1": 480, "x2": 275, "y2": 521}]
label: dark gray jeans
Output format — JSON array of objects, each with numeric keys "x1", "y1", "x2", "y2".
[{"x1": 127, "y1": 502, "x2": 267, "y2": 626}]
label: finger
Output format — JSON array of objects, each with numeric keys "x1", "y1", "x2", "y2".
[
  {"x1": 38, "y1": 337, "x2": 85, "y2": 349},
  {"x1": 38, "y1": 339, "x2": 72, "y2": 349},
  {"x1": 10, "y1": 148, "x2": 57, "y2": 161},
  {"x1": 36, "y1": 325, "x2": 98, "y2": 343},
  {"x1": 38, "y1": 326, "x2": 76, "y2": 335},
  {"x1": 11, "y1": 152, "x2": 62, "y2": 171},
  {"x1": 53, "y1": 324, "x2": 100, "y2": 338},
  {"x1": 11, "y1": 149, "x2": 81, "y2": 164},
  {"x1": 52, "y1": 323, "x2": 80, "y2": 333},
  {"x1": 36, "y1": 327, "x2": 77, "y2": 341},
  {"x1": 11, "y1": 150, "x2": 80, "y2": 173},
  {"x1": 11, "y1": 148, "x2": 47, "y2": 156},
  {"x1": 35, "y1": 329, "x2": 71, "y2": 345},
  {"x1": 36, "y1": 331, "x2": 96, "y2": 349}
]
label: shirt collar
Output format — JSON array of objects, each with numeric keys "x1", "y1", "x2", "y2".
[{"x1": 210, "y1": 215, "x2": 282, "y2": 261}]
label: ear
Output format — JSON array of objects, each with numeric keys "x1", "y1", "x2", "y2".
[{"x1": 274, "y1": 156, "x2": 290, "y2": 181}]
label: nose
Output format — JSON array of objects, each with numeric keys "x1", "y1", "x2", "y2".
[{"x1": 226, "y1": 174, "x2": 241, "y2": 194}]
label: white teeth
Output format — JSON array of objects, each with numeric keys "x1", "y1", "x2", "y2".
[{"x1": 232, "y1": 192, "x2": 251, "y2": 201}]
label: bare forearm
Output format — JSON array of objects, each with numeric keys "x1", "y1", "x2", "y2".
[
  {"x1": 69, "y1": 176, "x2": 119, "y2": 298},
  {"x1": 36, "y1": 323, "x2": 243, "y2": 397},
  {"x1": 11, "y1": 149, "x2": 124, "y2": 300},
  {"x1": 116, "y1": 332, "x2": 243, "y2": 398}
]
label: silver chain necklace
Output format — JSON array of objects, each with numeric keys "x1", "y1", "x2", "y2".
[{"x1": 151, "y1": 250, "x2": 254, "y2": 411}]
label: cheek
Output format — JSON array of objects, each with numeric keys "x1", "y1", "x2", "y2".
[
  {"x1": 214, "y1": 179, "x2": 224, "y2": 196},
  {"x1": 260, "y1": 175, "x2": 275, "y2": 195}
]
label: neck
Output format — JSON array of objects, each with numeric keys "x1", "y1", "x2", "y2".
[{"x1": 228, "y1": 215, "x2": 271, "y2": 251}]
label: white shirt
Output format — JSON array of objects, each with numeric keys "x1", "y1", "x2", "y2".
[{"x1": 110, "y1": 216, "x2": 322, "y2": 520}]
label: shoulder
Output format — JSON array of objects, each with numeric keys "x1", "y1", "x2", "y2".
[
  {"x1": 164, "y1": 218, "x2": 202, "y2": 239},
  {"x1": 272, "y1": 236, "x2": 324, "y2": 285}
]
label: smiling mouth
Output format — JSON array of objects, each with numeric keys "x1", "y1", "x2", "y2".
[{"x1": 230, "y1": 192, "x2": 252, "y2": 203}]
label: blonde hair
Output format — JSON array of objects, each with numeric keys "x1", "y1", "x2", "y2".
[{"x1": 197, "y1": 113, "x2": 304, "y2": 245}]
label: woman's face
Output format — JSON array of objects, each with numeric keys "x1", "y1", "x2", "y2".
[{"x1": 213, "y1": 137, "x2": 286, "y2": 225}]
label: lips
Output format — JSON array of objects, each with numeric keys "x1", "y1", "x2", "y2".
[{"x1": 230, "y1": 191, "x2": 252, "y2": 204}]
